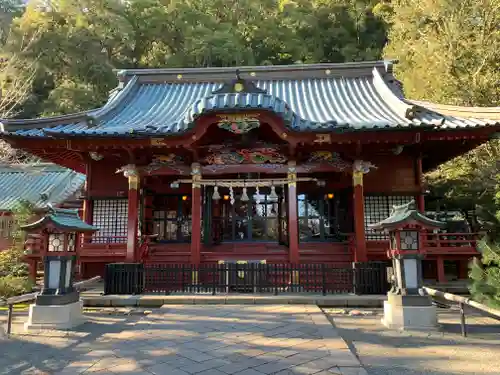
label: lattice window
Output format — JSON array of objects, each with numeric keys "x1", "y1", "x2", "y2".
[
  {"x1": 152, "y1": 195, "x2": 191, "y2": 242},
  {"x1": 92, "y1": 199, "x2": 128, "y2": 243},
  {"x1": 364, "y1": 195, "x2": 413, "y2": 240},
  {"x1": 0, "y1": 216, "x2": 14, "y2": 239}
]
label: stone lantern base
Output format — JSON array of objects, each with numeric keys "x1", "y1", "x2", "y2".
[
  {"x1": 382, "y1": 293, "x2": 438, "y2": 331},
  {"x1": 24, "y1": 300, "x2": 85, "y2": 331}
]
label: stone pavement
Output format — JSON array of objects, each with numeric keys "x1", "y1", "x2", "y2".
[
  {"x1": 0, "y1": 305, "x2": 367, "y2": 375},
  {"x1": 325, "y1": 307, "x2": 500, "y2": 375}
]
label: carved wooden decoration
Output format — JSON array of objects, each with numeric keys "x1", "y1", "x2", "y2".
[
  {"x1": 204, "y1": 145, "x2": 287, "y2": 165},
  {"x1": 217, "y1": 114, "x2": 260, "y2": 134}
]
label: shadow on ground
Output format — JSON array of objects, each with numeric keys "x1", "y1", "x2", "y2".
[{"x1": 324, "y1": 307, "x2": 500, "y2": 375}]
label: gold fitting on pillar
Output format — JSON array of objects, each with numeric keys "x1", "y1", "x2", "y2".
[
  {"x1": 191, "y1": 163, "x2": 202, "y2": 189},
  {"x1": 292, "y1": 270, "x2": 300, "y2": 284},
  {"x1": 353, "y1": 171, "x2": 363, "y2": 187},
  {"x1": 192, "y1": 270, "x2": 199, "y2": 285},
  {"x1": 128, "y1": 174, "x2": 139, "y2": 190},
  {"x1": 287, "y1": 161, "x2": 297, "y2": 187}
]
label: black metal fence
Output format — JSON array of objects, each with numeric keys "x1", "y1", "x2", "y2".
[{"x1": 104, "y1": 262, "x2": 389, "y2": 295}]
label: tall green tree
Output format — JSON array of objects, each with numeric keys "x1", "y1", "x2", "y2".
[
  {"x1": 3, "y1": 0, "x2": 388, "y2": 116},
  {"x1": 383, "y1": 0, "x2": 500, "y2": 214}
]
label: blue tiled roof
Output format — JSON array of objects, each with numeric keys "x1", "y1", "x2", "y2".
[
  {"x1": 1, "y1": 61, "x2": 498, "y2": 137},
  {"x1": 0, "y1": 164, "x2": 85, "y2": 211}
]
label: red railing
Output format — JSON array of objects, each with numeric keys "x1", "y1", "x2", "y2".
[
  {"x1": 367, "y1": 232, "x2": 480, "y2": 256},
  {"x1": 423, "y1": 232, "x2": 480, "y2": 254},
  {"x1": 79, "y1": 235, "x2": 127, "y2": 257}
]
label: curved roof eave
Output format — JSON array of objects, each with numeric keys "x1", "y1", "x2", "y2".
[{"x1": 0, "y1": 76, "x2": 139, "y2": 134}]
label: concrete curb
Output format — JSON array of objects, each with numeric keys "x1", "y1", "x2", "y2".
[{"x1": 81, "y1": 294, "x2": 386, "y2": 308}]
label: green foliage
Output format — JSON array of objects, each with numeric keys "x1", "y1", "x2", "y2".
[
  {"x1": 425, "y1": 141, "x2": 500, "y2": 213},
  {"x1": 384, "y1": 0, "x2": 500, "y2": 214},
  {"x1": 384, "y1": 0, "x2": 500, "y2": 106},
  {"x1": 1, "y1": 0, "x2": 388, "y2": 117},
  {"x1": 0, "y1": 200, "x2": 35, "y2": 281},
  {"x1": 0, "y1": 275, "x2": 32, "y2": 299},
  {"x1": 469, "y1": 203, "x2": 500, "y2": 308}
]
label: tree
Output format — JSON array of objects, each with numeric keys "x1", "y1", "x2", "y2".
[
  {"x1": 0, "y1": 2, "x2": 40, "y2": 164},
  {"x1": 383, "y1": 0, "x2": 500, "y2": 215},
  {"x1": 0, "y1": 200, "x2": 34, "y2": 300},
  {"x1": 2, "y1": 0, "x2": 389, "y2": 117},
  {"x1": 469, "y1": 200, "x2": 500, "y2": 308}
]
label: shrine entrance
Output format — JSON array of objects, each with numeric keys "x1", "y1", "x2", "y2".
[{"x1": 209, "y1": 185, "x2": 288, "y2": 244}]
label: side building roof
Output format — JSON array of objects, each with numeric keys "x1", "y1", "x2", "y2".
[
  {"x1": 0, "y1": 60, "x2": 499, "y2": 137},
  {"x1": 0, "y1": 163, "x2": 85, "y2": 211}
]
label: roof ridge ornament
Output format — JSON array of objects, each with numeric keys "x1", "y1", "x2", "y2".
[{"x1": 212, "y1": 69, "x2": 267, "y2": 95}]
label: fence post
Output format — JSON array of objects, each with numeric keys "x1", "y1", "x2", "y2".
[
  {"x1": 6, "y1": 303, "x2": 13, "y2": 336},
  {"x1": 274, "y1": 264, "x2": 278, "y2": 296},
  {"x1": 322, "y1": 264, "x2": 326, "y2": 296},
  {"x1": 212, "y1": 264, "x2": 217, "y2": 296},
  {"x1": 459, "y1": 302, "x2": 467, "y2": 337}
]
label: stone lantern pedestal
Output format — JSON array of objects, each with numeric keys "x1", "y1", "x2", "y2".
[
  {"x1": 21, "y1": 207, "x2": 98, "y2": 331},
  {"x1": 369, "y1": 200, "x2": 445, "y2": 331}
]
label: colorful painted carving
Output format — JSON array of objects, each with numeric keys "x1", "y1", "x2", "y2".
[
  {"x1": 217, "y1": 114, "x2": 260, "y2": 134},
  {"x1": 144, "y1": 154, "x2": 185, "y2": 173},
  {"x1": 204, "y1": 146, "x2": 287, "y2": 165},
  {"x1": 307, "y1": 151, "x2": 351, "y2": 171}
]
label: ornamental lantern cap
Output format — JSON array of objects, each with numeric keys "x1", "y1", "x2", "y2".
[
  {"x1": 21, "y1": 206, "x2": 98, "y2": 233},
  {"x1": 369, "y1": 200, "x2": 445, "y2": 231}
]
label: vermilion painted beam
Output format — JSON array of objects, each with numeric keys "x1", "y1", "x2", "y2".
[{"x1": 353, "y1": 172, "x2": 367, "y2": 262}]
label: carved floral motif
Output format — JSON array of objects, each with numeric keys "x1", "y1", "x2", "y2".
[
  {"x1": 217, "y1": 114, "x2": 260, "y2": 134},
  {"x1": 307, "y1": 151, "x2": 351, "y2": 171},
  {"x1": 204, "y1": 146, "x2": 287, "y2": 165}
]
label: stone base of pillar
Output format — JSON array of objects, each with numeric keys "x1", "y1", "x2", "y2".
[
  {"x1": 382, "y1": 293, "x2": 438, "y2": 331},
  {"x1": 24, "y1": 300, "x2": 85, "y2": 331}
]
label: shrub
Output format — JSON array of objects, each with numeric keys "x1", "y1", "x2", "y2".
[
  {"x1": 0, "y1": 247, "x2": 28, "y2": 277},
  {"x1": 0, "y1": 275, "x2": 32, "y2": 299}
]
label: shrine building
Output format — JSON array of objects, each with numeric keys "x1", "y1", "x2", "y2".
[{"x1": 1, "y1": 61, "x2": 499, "y2": 281}]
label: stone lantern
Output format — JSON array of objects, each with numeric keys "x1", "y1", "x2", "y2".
[
  {"x1": 369, "y1": 200, "x2": 445, "y2": 330},
  {"x1": 21, "y1": 207, "x2": 98, "y2": 331}
]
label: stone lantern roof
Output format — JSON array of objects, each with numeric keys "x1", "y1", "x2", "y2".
[
  {"x1": 21, "y1": 206, "x2": 98, "y2": 233},
  {"x1": 369, "y1": 200, "x2": 445, "y2": 231}
]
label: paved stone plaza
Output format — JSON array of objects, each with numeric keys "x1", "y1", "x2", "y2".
[
  {"x1": 1, "y1": 305, "x2": 366, "y2": 375},
  {"x1": 324, "y1": 307, "x2": 500, "y2": 375}
]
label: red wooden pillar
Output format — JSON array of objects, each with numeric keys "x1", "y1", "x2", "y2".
[
  {"x1": 353, "y1": 170, "x2": 367, "y2": 262},
  {"x1": 80, "y1": 160, "x2": 93, "y2": 277},
  {"x1": 416, "y1": 154, "x2": 425, "y2": 212},
  {"x1": 126, "y1": 169, "x2": 140, "y2": 263},
  {"x1": 288, "y1": 161, "x2": 299, "y2": 264},
  {"x1": 437, "y1": 256, "x2": 446, "y2": 283},
  {"x1": 190, "y1": 163, "x2": 202, "y2": 265},
  {"x1": 28, "y1": 259, "x2": 37, "y2": 283}
]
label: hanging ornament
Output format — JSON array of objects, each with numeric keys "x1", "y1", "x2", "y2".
[
  {"x1": 212, "y1": 186, "x2": 221, "y2": 200},
  {"x1": 241, "y1": 187, "x2": 249, "y2": 202},
  {"x1": 255, "y1": 186, "x2": 261, "y2": 204},
  {"x1": 229, "y1": 185, "x2": 235, "y2": 205},
  {"x1": 269, "y1": 185, "x2": 278, "y2": 200}
]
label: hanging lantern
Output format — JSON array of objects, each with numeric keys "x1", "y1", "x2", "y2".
[
  {"x1": 241, "y1": 187, "x2": 249, "y2": 202},
  {"x1": 269, "y1": 185, "x2": 278, "y2": 200},
  {"x1": 229, "y1": 186, "x2": 235, "y2": 205},
  {"x1": 213, "y1": 186, "x2": 221, "y2": 200}
]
